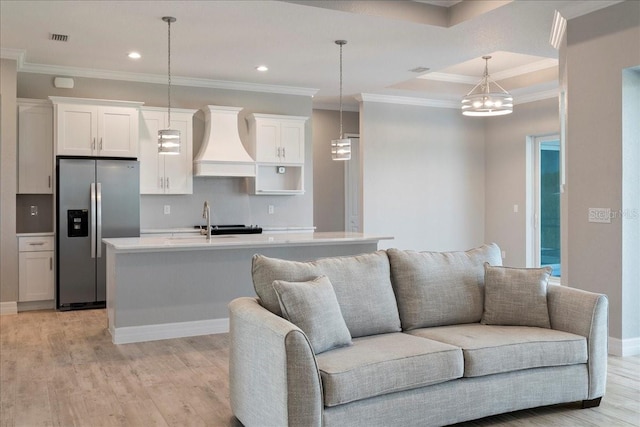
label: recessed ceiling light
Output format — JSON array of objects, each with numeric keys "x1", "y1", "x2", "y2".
[
  {"x1": 256, "y1": 65, "x2": 268, "y2": 72},
  {"x1": 128, "y1": 52, "x2": 141, "y2": 59}
]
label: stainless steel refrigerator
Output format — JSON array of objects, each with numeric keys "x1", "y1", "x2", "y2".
[{"x1": 56, "y1": 158, "x2": 140, "y2": 310}]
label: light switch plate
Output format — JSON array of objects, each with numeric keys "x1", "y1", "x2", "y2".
[{"x1": 588, "y1": 208, "x2": 611, "y2": 223}]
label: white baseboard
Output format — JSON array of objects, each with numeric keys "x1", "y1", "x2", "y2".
[
  {"x1": 0, "y1": 301, "x2": 18, "y2": 315},
  {"x1": 609, "y1": 336, "x2": 640, "y2": 357},
  {"x1": 110, "y1": 317, "x2": 229, "y2": 345}
]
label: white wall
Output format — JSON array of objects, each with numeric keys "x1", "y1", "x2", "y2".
[
  {"x1": 484, "y1": 98, "x2": 559, "y2": 267},
  {"x1": 0, "y1": 59, "x2": 18, "y2": 304},
  {"x1": 360, "y1": 101, "x2": 485, "y2": 251},
  {"x1": 563, "y1": 0, "x2": 640, "y2": 347},
  {"x1": 312, "y1": 109, "x2": 359, "y2": 232}
]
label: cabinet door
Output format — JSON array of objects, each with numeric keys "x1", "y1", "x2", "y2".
[
  {"x1": 255, "y1": 120, "x2": 280, "y2": 163},
  {"x1": 19, "y1": 251, "x2": 54, "y2": 302},
  {"x1": 56, "y1": 104, "x2": 96, "y2": 156},
  {"x1": 98, "y1": 107, "x2": 139, "y2": 158},
  {"x1": 18, "y1": 104, "x2": 53, "y2": 193},
  {"x1": 163, "y1": 113, "x2": 193, "y2": 194},
  {"x1": 279, "y1": 121, "x2": 305, "y2": 164},
  {"x1": 139, "y1": 111, "x2": 164, "y2": 194}
]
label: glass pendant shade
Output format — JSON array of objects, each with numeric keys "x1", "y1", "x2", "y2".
[
  {"x1": 331, "y1": 138, "x2": 351, "y2": 161},
  {"x1": 159, "y1": 16, "x2": 181, "y2": 154},
  {"x1": 332, "y1": 40, "x2": 351, "y2": 161},
  {"x1": 461, "y1": 56, "x2": 513, "y2": 117},
  {"x1": 158, "y1": 129, "x2": 181, "y2": 155}
]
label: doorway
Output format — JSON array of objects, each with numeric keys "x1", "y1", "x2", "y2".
[
  {"x1": 529, "y1": 134, "x2": 561, "y2": 277},
  {"x1": 344, "y1": 134, "x2": 361, "y2": 232}
]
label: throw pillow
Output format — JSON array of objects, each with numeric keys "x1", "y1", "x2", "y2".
[
  {"x1": 252, "y1": 251, "x2": 401, "y2": 338},
  {"x1": 481, "y1": 263, "x2": 553, "y2": 328},
  {"x1": 272, "y1": 275, "x2": 352, "y2": 354},
  {"x1": 387, "y1": 243, "x2": 503, "y2": 330}
]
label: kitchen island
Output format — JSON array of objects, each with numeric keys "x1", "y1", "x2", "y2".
[{"x1": 103, "y1": 232, "x2": 392, "y2": 344}]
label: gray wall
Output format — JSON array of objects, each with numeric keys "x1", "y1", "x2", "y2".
[
  {"x1": 563, "y1": 0, "x2": 640, "y2": 342},
  {"x1": 0, "y1": 59, "x2": 19, "y2": 303},
  {"x1": 312, "y1": 109, "x2": 359, "y2": 232},
  {"x1": 17, "y1": 73, "x2": 314, "y2": 230},
  {"x1": 360, "y1": 101, "x2": 485, "y2": 251},
  {"x1": 485, "y1": 98, "x2": 559, "y2": 267}
]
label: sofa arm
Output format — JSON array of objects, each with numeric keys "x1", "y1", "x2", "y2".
[
  {"x1": 229, "y1": 297, "x2": 323, "y2": 427},
  {"x1": 547, "y1": 284, "x2": 608, "y2": 399}
]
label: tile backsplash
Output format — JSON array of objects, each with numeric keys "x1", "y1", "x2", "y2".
[{"x1": 16, "y1": 194, "x2": 53, "y2": 233}]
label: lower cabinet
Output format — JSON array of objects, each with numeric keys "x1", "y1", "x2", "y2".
[{"x1": 18, "y1": 236, "x2": 54, "y2": 302}]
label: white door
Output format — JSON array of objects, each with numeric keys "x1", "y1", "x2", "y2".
[{"x1": 344, "y1": 134, "x2": 361, "y2": 232}]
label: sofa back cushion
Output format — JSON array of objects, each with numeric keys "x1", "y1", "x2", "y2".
[
  {"x1": 252, "y1": 251, "x2": 401, "y2": 338},
  {"x1": 387, "y1": 244, "x2": 502, "y2": 330}
]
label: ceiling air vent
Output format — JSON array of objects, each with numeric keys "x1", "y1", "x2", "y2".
[
  {"x1": 50, "y1": 33, "x2": 69, "y2": 42},
  {"x1": 410, "y1": 66, "x2": 430, "y2": 73}
]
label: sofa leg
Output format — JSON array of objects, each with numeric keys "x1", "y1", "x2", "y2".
[{"x1": 582, "y1": 397, "x2": 602, "y2": 409}]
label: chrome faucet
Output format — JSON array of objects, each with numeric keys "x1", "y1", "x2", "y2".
[{"x1": 202, "y1": 201, "x2": 211, "y2": 242}]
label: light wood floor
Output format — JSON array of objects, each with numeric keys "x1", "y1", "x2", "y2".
[{"x1": 1, "y1": 309, "x2": 638, "y2": 427}]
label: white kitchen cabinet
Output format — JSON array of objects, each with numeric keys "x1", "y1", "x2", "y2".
[
  {"x1": 18, "y1": 235, "x2": 54, "y2": 302},
  {"x1": 139, "y1": 107, "x2": 196, "y2": 194},
  {"x1": 50, "y1": 97, "x2": 143, "y2": 158},
  {"x1": 18, "y1": 99, "x2": 53, "y2": 194},
  {"x1": 246, "y1": 113, "x2": 307, "y2": 195},
  {"x1": 247, "y1": 114, "x2": 307, "y2": 165}
]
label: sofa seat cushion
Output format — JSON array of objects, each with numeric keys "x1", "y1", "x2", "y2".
[
  {"x1": 315, "y1": 332, "x2": 463, "y2": 407},
  {"x1": 408, "y1": 323, "x2": 587, "y2": 378}
]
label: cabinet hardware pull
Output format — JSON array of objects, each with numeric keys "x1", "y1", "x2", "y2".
[
  {"x1": 277, "y1": 147, "x2": 281, "y2": 158},
  {"x1": 50, "y1": 257, "x2": 53, "y2": 270},
  {"x1": 100, "y1": 138, "x2": 103, "y2": 150},
  {"x1": 29, "y1": 242, "x2": 45, "y2": 246},
  {"x1": 92, "y1": 138, "x2": 96, "y2": 150},
  {"x1": 160, "y1": 177, "x2": 164, "y2": 188},
  {"x1": 48, "y1": 176, "x2": 52, "y2": 188},
  {"x1": 166, "y1": 177, "x2": 170, "y2": 189},
  {"x1": 282, "y1": 147, "x2": 286, "y2": 158}
]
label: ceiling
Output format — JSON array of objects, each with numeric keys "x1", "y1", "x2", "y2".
[{"x1": 0, "y1": 0, "x2": 624, "y2": 110}]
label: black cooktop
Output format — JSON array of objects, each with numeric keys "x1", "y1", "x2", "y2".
[{"x1": 194, "y1": 224, "x2": 263, "y2": 235}]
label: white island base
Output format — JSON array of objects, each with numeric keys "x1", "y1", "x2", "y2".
[{"x1": 103, "y1": 232, "x2": 390, "y2": 344}]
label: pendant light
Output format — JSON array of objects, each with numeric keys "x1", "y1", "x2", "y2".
[
  {"x1": 461, "y1": 56, "x2": 513, "y2": 117},
  {"x1": 158, "y1": 16, "x2": 181, "y2": 155},
  {"x1": 331, "y1": 40, "x2": 351, "y2": 161}
]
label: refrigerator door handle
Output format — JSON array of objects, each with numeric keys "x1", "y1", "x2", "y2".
[
  {"x1": 90, "y1": 182, "x2": 96, "y2": 259},
  {"x1": 96, "y1": 182, "x2": 102, "y2": 258}
]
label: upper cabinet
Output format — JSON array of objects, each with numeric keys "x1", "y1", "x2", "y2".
[
  {"x1": 18, "y1": 99, "x2": 53, "y2": 194},
  {"x1": 247, "y1": 114, "x2": 307, "y2": 165},
  {"x1": 139, "y1": 107, "x2": 196, "y2": 195},
  {"x1": 246, "y1": 113, "x2": 307, "y2": 195},
  {"x1": 50, "y1": 97, "x2": 143, "y2": 158}
]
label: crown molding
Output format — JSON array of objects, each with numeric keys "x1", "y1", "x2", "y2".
[
  {"x1": 357, "y1": 93, "x2": 459, "y2": 109},
  {"x1": 17, "y1": 61, "x2": 319, "y2": 97},
  {"x1": 0, "y1": 48, "x2": 25, "y2": 66},
  {"x1": 356, "y1": 87, "x2": 557, "y2": 109},
  {"x1": 513, "y1": 88, "x2": 558, "y2": 105},
  {"x1": 420, "y1": 58, "x2": 558, "y2": 84}
]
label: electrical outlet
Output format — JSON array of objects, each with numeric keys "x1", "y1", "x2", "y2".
[
  {"x1": 164, "y1": 205, "x2": 171, "y2": 215},
  {"x1": 30, "y1": 205, "x2": 38, "y2": 216},
  {"x1": 501, "y1": 250, "x2": 506, "y2": 259},
  {"x1": 268, "y1": 205, "x2": 274, "y2": 214}
]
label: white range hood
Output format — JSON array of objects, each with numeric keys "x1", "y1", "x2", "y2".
[{"x1": 194, "y1": 105, "x2": 256, "y2": 177}]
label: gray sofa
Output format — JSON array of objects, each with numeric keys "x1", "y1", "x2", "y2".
[{"x1": 228, "y1": 244, "x2": 608, "y2": 427}]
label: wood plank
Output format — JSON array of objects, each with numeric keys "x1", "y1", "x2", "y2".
[{"x1": 2, "y1": 308, "x2": 639, "y2": 427}]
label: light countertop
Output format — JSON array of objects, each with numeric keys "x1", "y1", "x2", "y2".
[{"x1": 103, "y1": 232, "x2": 393, "y2": 253}]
